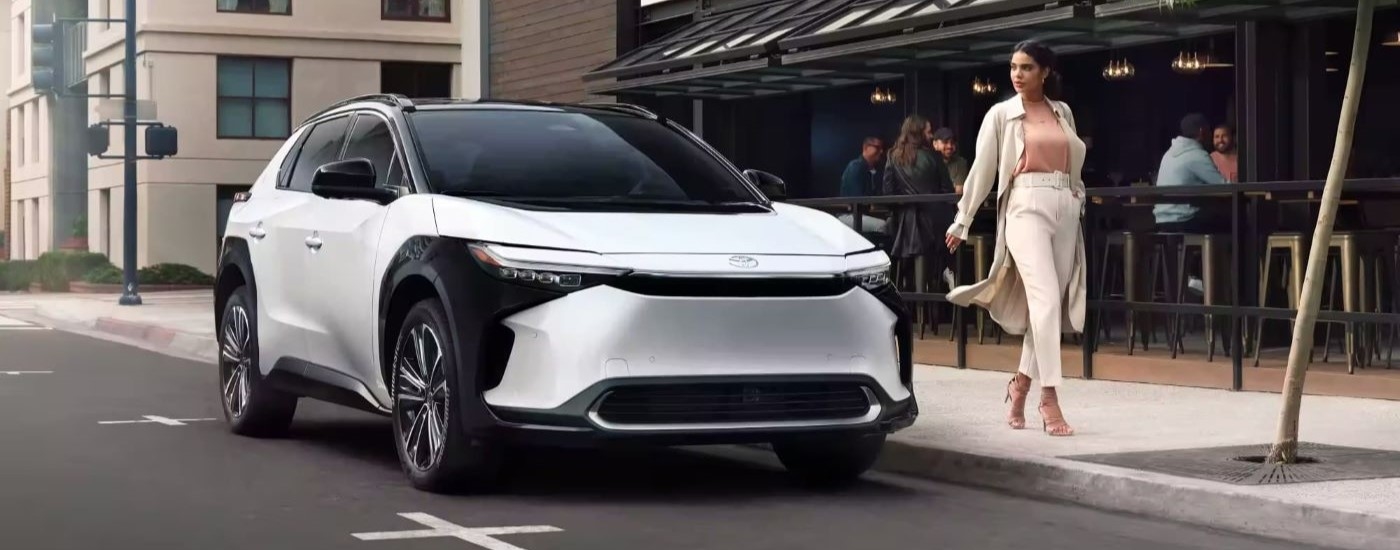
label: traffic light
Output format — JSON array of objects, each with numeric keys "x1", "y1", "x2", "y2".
[
  {"x1": 86, "y1": 124, "x2": 110, "y2": 157},
  {"x1": 31, "y1": 22, "x2": 59, "y2": 94}
]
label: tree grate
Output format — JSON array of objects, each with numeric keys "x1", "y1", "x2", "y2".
[{"x1": 1066, "y1": 443, "x2": 1400, "y2": 485}]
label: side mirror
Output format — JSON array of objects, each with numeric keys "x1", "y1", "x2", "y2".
[
  {"x1": 311, "y1": 158, "x2": 398, "y2": 205},
  {"x1": 744, "y1": 169, "x2": 787, "y2": 201}
]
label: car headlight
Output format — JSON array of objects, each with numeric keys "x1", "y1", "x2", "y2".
[
  {"x1": 468, "y1": 243, "x2": 629, "y2": 292},
  {"x1": 847, "y1": 264, "x2": 892, "y2": 291}
]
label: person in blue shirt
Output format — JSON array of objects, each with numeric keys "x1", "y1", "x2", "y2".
[
  {"x1": 1154, "y1": 113, "x2": 1229, "y2": 295},
  {"x1": 1154, "y1": 113, "x2": 1227, "y2": 233},
  {"x1": 841, "y1": 137, "x2": 886, "y2": 197},
  {"x1": 838, "y1": 136, "x2": 888, "y2": 234}
]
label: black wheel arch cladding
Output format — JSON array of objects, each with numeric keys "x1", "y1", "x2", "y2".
[
  {"x1": 378, "y1": 237, "x2": 565, "y2": 437},
  {"x1": 216, "y1": 237, "x2": 259, "y2": 331}
]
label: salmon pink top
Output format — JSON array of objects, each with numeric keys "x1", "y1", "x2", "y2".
[{"x1": 1014, "y1": 98, "x2": 1070, "y2": 177}]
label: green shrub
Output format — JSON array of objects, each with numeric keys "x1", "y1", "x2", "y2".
[
  {"x1": 138, "y1": 263, "x2": 214, "y2": 286},
  {"x1": 35, "y1": 251, "x2": 112, "y2": 291},
  {"x1": 0, "y1": 261, "x2": 38, "y2": 291},
  {"x1": 84, "y1": 264, "x2": 123, "y2": 285},
  {"x1": 71, "y1": 215, "x2": 88, "y2": 239}
]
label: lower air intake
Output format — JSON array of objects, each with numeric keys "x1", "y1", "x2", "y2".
[{"x1": 592, "y1": 381, "x2": 873, "y2": 426}]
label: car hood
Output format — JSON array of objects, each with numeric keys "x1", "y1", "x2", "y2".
[{"x1": 431, "y1": 196, "x2": 874, "y2": 256}]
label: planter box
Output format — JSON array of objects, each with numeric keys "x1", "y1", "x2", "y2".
[
  {"x1": 69, "y1": 281, "x2": 213, "y2": 294},
  {"x1": 29, "y1": 282, "x2": 46, "y2": 293},
  {"x1": 59, "y1": 237, "x2": 89, "y2": 252}
]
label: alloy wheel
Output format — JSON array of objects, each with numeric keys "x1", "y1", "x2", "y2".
[
  {"x1": 396, "y1": 323, "x2": 449, "y2": 472},
  {"x1": 219, "y1": 305, "x2": 253, "y2": 418}
]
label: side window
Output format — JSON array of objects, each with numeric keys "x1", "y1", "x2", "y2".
[
  {"x1": 342, "y1": 114, "x2": 398, "y2": 188},
  {"x1": 276, "y1": 130, "x2": 308, "y2": 189},
  {"x1": 285, "y1": 115, "x2": 351, "y2": 192}
]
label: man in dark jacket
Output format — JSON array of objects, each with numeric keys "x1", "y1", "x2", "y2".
[{"x1": 840, "y1": 137, "x2": 885, "y2": 197}]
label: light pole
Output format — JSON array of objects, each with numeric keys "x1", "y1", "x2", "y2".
[{"x1": 118, "y1": 0, "x2": 140, "y2": 306}]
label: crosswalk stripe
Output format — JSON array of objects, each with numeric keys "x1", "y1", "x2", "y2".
[{"x1": 0, "y1": 316, "x2": 49, "y2": 330}]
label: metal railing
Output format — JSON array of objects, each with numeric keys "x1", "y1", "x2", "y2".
[{"x1": 788, "y1": 177, "x2": 1400, "y2": 390}]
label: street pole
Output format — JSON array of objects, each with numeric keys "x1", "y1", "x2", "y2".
[{"x1": 118, "y1": 0, "x2": 140, "y2": 306}]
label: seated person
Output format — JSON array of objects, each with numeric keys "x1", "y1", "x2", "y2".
[
  {"x1": 838, "y1": 136, "x2": 888, "y2": 234},
  {"x1": 1154, "y1": 113, "x2": 1228, "y2": 234}
]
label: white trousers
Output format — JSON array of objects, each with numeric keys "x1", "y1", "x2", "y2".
[{"x1": 1004, "y1": 174, "x2": 1082, "y2": 387}]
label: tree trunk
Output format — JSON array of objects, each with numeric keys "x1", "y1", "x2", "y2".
[{"x1": 1267, "y1": 0, "x2": 1375, "y2": 464}]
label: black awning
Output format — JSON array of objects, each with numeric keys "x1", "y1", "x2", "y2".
[
  {"x1": 587, "y1": 0, "x2": 1388, "y2": 98},
  {"x1": 584, "y1": 0, "x2": 852, "y2": 83},
  {"x1": 775, "y1": 0, "x2": 1062, "y2": 51}
]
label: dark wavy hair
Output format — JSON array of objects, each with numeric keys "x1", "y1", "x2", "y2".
[
  {"x1": 1012, "y1": 40, "x2": 1062, "y2": 99},
  {"x1": 890, "y1": 114, "x2": 930, "y2": 169}
]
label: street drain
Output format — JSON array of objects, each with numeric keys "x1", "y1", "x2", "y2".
[{"x1": 1067, "y1": 443, "x2": 1400, "y2": 485}]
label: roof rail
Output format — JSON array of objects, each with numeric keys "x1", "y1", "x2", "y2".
[
  {"x1": 583, "y1": 102, "x2": 658, "y2": 119},
  {"x1": 301, "y1": 94, "x2": 416, "y2": 125}
]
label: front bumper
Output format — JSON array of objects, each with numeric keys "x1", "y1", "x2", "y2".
[
  {"x1": 478, "y1": 283, "x2": 916, "y2": 444},
  {"x1": 489, "y1": 374, "x2": 918, "y2": 447}
]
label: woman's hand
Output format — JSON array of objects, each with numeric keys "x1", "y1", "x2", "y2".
[{"x1": 946, "y1": 233, "x2": 963, "y2": 252}]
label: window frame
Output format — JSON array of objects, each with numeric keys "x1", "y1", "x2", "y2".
[
  {"x1": 279, "y1": 114, "x2": 353, "y2": 193},
  {"x1": 216, "y1": 56, "x2": 293, "y2": 141},
  {"x1": 216, "y1": 0, "x2": 293, "y2": 16},
  {"x1": 342, "y1": 111, "x2": 410, "y2": 191},
  {"x1": 381, "y1": 0, "x2": 451, "y2": 23}
]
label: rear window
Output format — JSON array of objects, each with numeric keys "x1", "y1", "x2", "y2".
[{"x1": 407, "y1": 109, "x2": 757, "y2": 204}]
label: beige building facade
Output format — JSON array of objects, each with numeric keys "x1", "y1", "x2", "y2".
[{"x1": 8, "y1": 0, "x2": 465, "y2": 272}]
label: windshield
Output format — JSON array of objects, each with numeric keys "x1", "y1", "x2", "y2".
[{"x1": 408, "y1": 109, "x2": 762, "y2": 209}]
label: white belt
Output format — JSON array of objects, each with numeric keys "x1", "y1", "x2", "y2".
[{"x1": 1013, "y1": 172, "x2": 1074, "y2": 189}]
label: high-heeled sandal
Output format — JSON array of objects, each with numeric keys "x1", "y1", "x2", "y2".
[
  {"x1": 1004, "y1": 374, "x2": 1030, "y2": 430},
  {"x1": 1038, "y1": 390, "x2": 1075, "y2": 437}
]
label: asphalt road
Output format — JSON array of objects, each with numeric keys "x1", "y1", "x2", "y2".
[{"x1": 0, "y1": 318, "x2": 1329, "y2": 550}]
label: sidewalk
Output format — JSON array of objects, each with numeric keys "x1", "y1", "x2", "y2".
[
  {"x1": 0, "y1": 290, "x2": 217, "y2": 363},
  {"x1": 4, "y1": 290, "x2": 1398, "y2": 548}
]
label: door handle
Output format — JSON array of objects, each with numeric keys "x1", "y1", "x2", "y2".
[
  {"x1": 304, "y1": 235, "x2": 323, "y2": 251},
  {"x1": 248, "y1": 225, "x2": 266, "y2": 240}
]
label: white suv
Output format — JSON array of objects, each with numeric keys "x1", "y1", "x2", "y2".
[{"x1": 215, "y1": 95, "x2": 917, "y2": 493}]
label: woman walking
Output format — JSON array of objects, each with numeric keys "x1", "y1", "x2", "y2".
[
  {"x1": 945, "y1": 41, "x2": 1087, "y2": 436},
  {"x1": 884, "y1": 114, "x2": 956, "y2": 291}
]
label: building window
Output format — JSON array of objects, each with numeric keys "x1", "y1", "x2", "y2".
[
  {"x1": 216, "y1": 0, "x2": 291, "y2": 15},
  {"x1": 15, "y1": 107, "x2": 25, "y2": 167},
  {"x1": 382, "y1": 0, "x2": 449, "y2": 22},
  {"x1": 217, "y1": 57, "x2": 291, "y2": 139},
  {"x1": 16, "y1": 12, "x2": 26, "y2": 76}
]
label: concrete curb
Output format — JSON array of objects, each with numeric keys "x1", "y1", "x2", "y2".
[
  {"x1": 25, "y1": 303, "x2": 219, "y2": 364},
  {"x1": 92, "y1": 317, "x2": 219, "y2": 363},
  {"x1": 874, "y1": 439, "x2": 1400, "y2": 550}
]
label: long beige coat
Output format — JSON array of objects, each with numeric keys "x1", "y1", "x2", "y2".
[{"x1": 945, "y1": 95, "x2": 1089, "y2": 336}]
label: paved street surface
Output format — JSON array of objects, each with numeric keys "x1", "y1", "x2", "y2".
[{"x1": 0, "y1": 319, "x2": 1325, "y2": 550}]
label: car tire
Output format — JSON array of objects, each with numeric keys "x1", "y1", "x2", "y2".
[
  {"x1": 218, "y1": 286, "x2": 298, "y2": 437},
  {"x1": 773, "y1": 433, "x2": 886, "y2": 487},
  {"x1": 391, "y1": 298, "x2": 503, "y2": 494}
]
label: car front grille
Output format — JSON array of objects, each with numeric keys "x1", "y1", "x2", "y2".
[{"x1": 591, "y1": 381, "x2": 874, "y2": 427}]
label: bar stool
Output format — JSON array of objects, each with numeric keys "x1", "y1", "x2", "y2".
[
  {"x1": 1169, "y1": 234, "x2": 1229, "y2": 361},
  {"x1": 961, "y1": 234, "x2": 1001, "y2": 344},
  {"x1": 1145, "y1": 233, "x2": 1185, "y2": 356},
  {"x1": 1096, "y1": 232, "x2": 1167, "y2": 354},
  {"x1": 1253, "y1": 232, "x2": 1389, "y2": 372}
]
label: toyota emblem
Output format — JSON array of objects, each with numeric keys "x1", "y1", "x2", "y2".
[{"x1": 729, "y1": 256, "x2": 759, "y2": 269}]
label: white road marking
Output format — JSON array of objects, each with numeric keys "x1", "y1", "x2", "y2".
[
  {"x1": 352, "y1": 512, "x2": 563, "y2": 549},
  {"x1": 98, "y1": 415, "x2": 218, "y2": 426},
  {"x1": 1, "y1": 371, "x2": 53, "y2": 375},
  {"x1": 0, "y1": 315, "x2": 50, "y2": 330}
]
